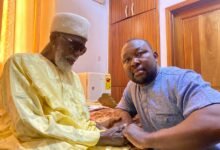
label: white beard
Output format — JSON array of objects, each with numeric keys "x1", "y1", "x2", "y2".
[{"x1": 55, "y1": 49, "x2": 72, "y2": 72}]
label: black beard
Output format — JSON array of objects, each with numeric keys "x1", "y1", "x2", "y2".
[{"x1": 130, "y1": 66, "x2": 158, "y2": 85}]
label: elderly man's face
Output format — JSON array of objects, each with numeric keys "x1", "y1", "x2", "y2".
[
  {"x1": 53, "y1": 33, "x2": 87, "y2": 72},
  {"x1": 121, "y1": 39, "x2": 158, "y2": 85}
]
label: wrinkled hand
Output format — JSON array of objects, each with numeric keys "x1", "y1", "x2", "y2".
[
  {"x1": 97, "y1": 124, "x2": 129, "y2": 146},
  {"x1": 123, "y1": 123, "x2": 150, "y2": 149}
]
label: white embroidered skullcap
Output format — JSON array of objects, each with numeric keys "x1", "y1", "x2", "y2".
[{"x1": 51, "y1": 13, "x2": 90, "y2": 39}]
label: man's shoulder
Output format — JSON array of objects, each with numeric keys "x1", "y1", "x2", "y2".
[
  {"x1": 160, "y1": 67, "x2": 198, "y2": 78},
  {"x1": 9, "y1": 53, "x2": 40, "y2": 63},
  {"x1": 160, "y1": 67, "x2": 188, "y2": 75},
  {"x1": 6, "y1": 53, "x2": 47, "y2": 71},
  {"x1": 160, "y1": 67, "x2": 202, "y2": 85}
]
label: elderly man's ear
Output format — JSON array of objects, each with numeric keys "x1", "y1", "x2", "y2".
[
  {"x1": 50, "y1": 32, "x2": 60, "y2": 44},
  {"x1": 50, "y1": 33, "x2": 56, "y2": 44}
]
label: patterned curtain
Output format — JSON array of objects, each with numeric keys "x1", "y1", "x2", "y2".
[{"x1": 0, "y1": 0, "x2": 55, "y2": 75}]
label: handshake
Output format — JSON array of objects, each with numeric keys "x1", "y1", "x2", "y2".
[
  {"x1": 91, "y1": 108, "x2": 143, "y2": 148},
  {"x1": 97, "y1": 123, "x2": 129, "y2": 146}
]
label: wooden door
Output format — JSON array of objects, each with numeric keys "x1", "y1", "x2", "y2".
[
  {"x1": 131, "y1": 0, "x2": 156, "y2": 16},
  {"x1": 110, "y1": 0, "x2": 157, "y2": 24},
  {"x1": 109, "y1": 10, "x2": 158, "y2": 101},
  {"x1": 167, "y1": 0, "x2": 220, "y2": 91},
  {"x1": 110, "y1": 0, "x2": 129, "y2": 24}
]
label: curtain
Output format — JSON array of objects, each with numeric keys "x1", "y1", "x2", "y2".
[{"x1": 0, "y1": 0, "x2": 55, "y2": 75}]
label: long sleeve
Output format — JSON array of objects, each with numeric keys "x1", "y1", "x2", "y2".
[{"x1": 0, "y1": 54, "x2": 100, "y2": 149}]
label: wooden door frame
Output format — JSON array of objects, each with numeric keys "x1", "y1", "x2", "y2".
[{"x1": 166, "y1": 0, "x2": 220, "y2": 66}]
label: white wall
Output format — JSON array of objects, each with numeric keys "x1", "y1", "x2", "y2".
[
  {"x1": 55, "y1": 0, "x2": 185, "y2": 72},
  {"x1": 55, "y1": 0, "x2": 109, "y2": 73},
  {"x1": 159, "y1": 0, "x2": 185, "y2": 66}
]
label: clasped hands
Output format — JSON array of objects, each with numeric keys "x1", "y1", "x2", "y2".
[
  {"x1": 97, "y1": 122, "x2": 148, "y2": 149},
  {"x1": 97, "y1": 123, "x2": 128, "y2": 146}
]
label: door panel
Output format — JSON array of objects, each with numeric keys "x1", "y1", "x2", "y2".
[
  {"x1": 110, "y1": 0, "x2": 129, "y2": 24},
  {"x1": 167, "y1": 0, "x2": 220, "y2": 91},
  {"x1": 110, "y1": 19, "x2": 131, "y2": 87},
  {"x1": 110, "y1": 0, "x2": 156, "y2": 24},
  {"x1": 199, "y1": 10, "x2": 220, "y2": 90},
  {"x1": 183, "y1": 17, "x2": 201, "y2": 73},
  {"x1": 132, "y1": 0, "x2": 156, "y2": 16},
  {"x1": 109, "y1": 10, "x2": 158, "y2": 100}
]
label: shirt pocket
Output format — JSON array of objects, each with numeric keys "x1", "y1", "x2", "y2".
[{"x1": 149, "y1": 110, "x2": 183, "y2": 130}]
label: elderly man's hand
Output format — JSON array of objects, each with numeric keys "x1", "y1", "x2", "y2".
[{"x1": 97, "y1": 124, "x2": 129, "y2": 146}]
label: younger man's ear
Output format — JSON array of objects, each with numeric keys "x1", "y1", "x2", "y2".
[{"x1": 153, "y1": 51, "x2": 158, "y2": 59}]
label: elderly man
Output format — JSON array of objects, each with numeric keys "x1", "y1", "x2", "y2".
[
  {"x1": 0, "y1": 13, "x2": 126, "y2": 150},
  {"x1": 116, "y1": 38, "x2": 220, "y2": 149}
]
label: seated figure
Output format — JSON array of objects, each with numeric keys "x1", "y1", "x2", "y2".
[{"x1": 0, "y1": 13, "x2": 128, "y2": 150}]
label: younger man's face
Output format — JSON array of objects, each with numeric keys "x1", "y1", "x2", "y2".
[{"x1": 121, "y1": 39, "x2": 158, "y2": 85}]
